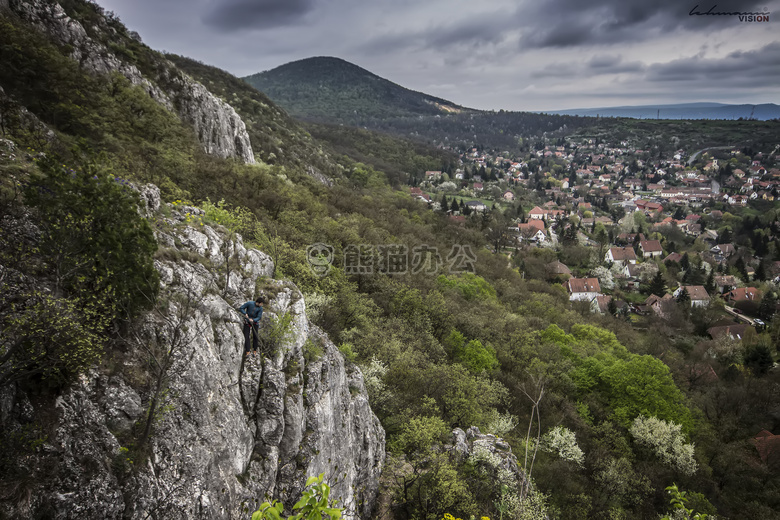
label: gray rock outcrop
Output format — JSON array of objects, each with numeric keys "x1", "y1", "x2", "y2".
[
  {"x1": 0, "y1": 200, "x2": 385, "y2": 519},
  {"x1": 8, "y1": 0, "x2": 255, "y2": 164},
  {"x1": 449, "y1": 426, "x2": 530, "y2": 492},
  {"x1": 448, "y1": 427, "x2": 546, "y2": 519}
]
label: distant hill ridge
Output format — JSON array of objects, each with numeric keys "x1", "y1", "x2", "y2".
[
  {"x1": 242, "y1": 56, "x2": 470, "y2": 123},
  {"x1": 546, "y1": 102, "x2": 780, "y2": 121}
]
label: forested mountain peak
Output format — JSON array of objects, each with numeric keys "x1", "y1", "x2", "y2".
[{"x1": 243, "y1": 56, "x2": 470, "y2": 122}]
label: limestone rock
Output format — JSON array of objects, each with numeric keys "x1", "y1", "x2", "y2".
[
  {"x1": 449, "y1": 426, "x2": 531, "y2": 494},
  {"x1": 9, "y1": 0, "x2": 254, "y2": 164},
  {"x1": 0, "y1": 201, "x2": 385, "y2": 519}
]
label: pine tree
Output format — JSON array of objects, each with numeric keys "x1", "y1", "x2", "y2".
[
  {"x1": 735, "y1": 257, "x2": 749, "y2": 282},
  {"x1": 649, "y1": 271, "x2": 666, "y2": 297},
  {"x1": 705, "y1": 270, "x2": 716, "y2": 295},
  {"x1": 680, "y1": 253, "x2": 690, "y2": 271},
  {"x1": 758, "y1": 292, "x2": 777, "y2": 321},
  {"x1": 755, "y1": 261, "x2": 766, "y2": 281}
]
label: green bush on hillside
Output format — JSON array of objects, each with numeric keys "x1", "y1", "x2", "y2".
[{"x1": 24, "y1": 155, "x2": 159, "y2": 317}]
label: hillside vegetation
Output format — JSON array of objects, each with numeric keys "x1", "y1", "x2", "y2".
[{"x1": 1, "y1": 2, "x2": 779, "y2": 520}]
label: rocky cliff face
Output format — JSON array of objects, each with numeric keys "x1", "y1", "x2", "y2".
[
  {"x1": 8, "y1": 0, "x2": 255, "y2": 164},
  {"x1": 0, "y1": 187, "x2": 384, "y2": 519}
]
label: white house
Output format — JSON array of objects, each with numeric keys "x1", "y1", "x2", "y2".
[
  {"x1": 465, "y1": 200, "x2": 487, "y2": 212},
  {"x1": 564, "y1": 278, "x2": 601, "y2": 301},
  {"x1": 673, "y1": 285, "x2": 710, "y2": 307},
  {"x1": 605, "y1": 247, "x2": 637, "y2": 266}
]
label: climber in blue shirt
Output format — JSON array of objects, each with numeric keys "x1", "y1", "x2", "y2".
[{"x1": 239, "y1": 297, "x2": 264, "y2": 355}]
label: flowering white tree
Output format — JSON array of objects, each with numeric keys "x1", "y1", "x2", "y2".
[
  {"x1": 590, "y1": 266, "x2": 615, "y2": 290},
  {"x1": 540, "y1": 426, "x2": 585, "y2": 467},
  {"x1": 635, "y1": 262, "x2": 659, "y2": 283},
  {"x1": 486, "y1": 412, "x2": 519, "y2": 436},
  {"x1": 630, "y1": 415, "x2": 698, "y2": 475}
]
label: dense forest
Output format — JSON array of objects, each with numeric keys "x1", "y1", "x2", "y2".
[{"x1": 1, "y1": 2, "x2": 779, "y2": 519}]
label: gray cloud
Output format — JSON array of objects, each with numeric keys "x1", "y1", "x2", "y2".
[
  {"x1": 95, "y1": 0, "x2": 779, "y2": 111},
  {"x1": 521, "y1": 0, "x2": 769, "y2": 48},
  {"x1": 204, "y1": 0, "x2": 316, "y2": 30},
  {"x1": 361, "y1": 9, "x2": 518, "y2": 56},
  {"x1": 361, "y1": 0, "x2": 772, "y2": 58},
  {"x1": 534, "y1": 55, "x2": 646, "y2": 78},
  {"x1": 588, "y1": 54, "x2": 621, "y2": 68},
  {"x1": 647, "y1": 41, "x2": 780, "y2": 82},
  {"x1": 588, "y1": 56, "x2": 645, "y2": 74}
]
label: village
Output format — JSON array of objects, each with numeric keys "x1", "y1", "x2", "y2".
[{"x1": 410, "y1": 136, "x2": 780, "y2": 342}]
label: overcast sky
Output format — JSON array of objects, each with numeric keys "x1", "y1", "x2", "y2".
[{"x1": 94, "y1": 0, "x2": 779, "y2": 111}]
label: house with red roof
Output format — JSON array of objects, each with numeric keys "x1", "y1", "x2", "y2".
[
  {"x1": 708, "y1": 323, "x2": 753, "y2": 340},
  {"x1": 521, "y1": 219, "x2": 545, "y2": 232},
  {"x1": 636, "y1": 200, "x2": 663, "y2": 214},
  {"x1": 664, "y1": 252, "x2": 683, "y2": 264},
  {"x1": 639, "y1": 240, "x2": 663, "y2": 258},
  {"x1": 714, "y1": 275, "x2": 738, "y2": 293},
  {"x1": 644, "y1": 293, "x2": 675, "y2": 317},
  {"x1": 517, "y1": 221, "x2": 547, "y2": 243},
  {"x1": 674, "y1": 285, "x2": 710, "y2": 307},
  {"x1": 564, "y1": 278, "x2": 601, "y2": 302},
  {"x1": 528, "y1": 206, "x2": 546, "y2": 220},
  {"x1": 605, "y1": 247, "x2": 637, "y2": 266},
  {"x1": 725, "y1": 287, "x2": 762, "y2": 304}
]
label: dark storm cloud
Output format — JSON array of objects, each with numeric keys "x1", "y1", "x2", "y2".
[
  {"x1": 647, "y1": 41, "x2": 780, "y2": 82},
  {"x1": 362, "y1": 0, "x2": 770, "y2": 59},
  {"x1": 424, "y1": 18, "x2": 509, "y2": 48},
  {"x1": 204, "y1": 0, "x2": 316, "y2": 30},
  {"x1": 521, "y1": 0, "x2": 768, "y2": 48},
  {"x1": 95, "y1": 0, "x2": 779, "y2": 110},
  {"x1": 362, "y1": 11, "x2": 516, "y2": 56}
]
